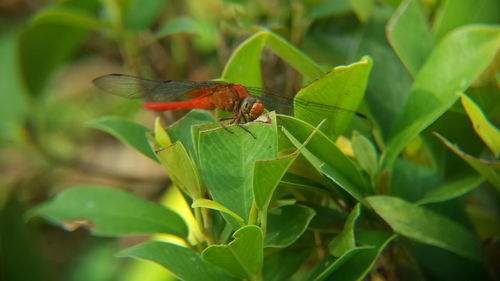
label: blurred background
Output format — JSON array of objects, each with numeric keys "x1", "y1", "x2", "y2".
[{"x1": 0, "y1": 0, "x2": 499, "y2": 280}]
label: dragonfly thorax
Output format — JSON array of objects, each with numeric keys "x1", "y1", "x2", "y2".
[{"x1": 240, "y1": 96, "x2": 264, "y2": 121}]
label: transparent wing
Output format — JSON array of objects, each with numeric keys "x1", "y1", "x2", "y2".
[
  {"x1": 93, "y1": 74, "x2": 224, "y2": 102},
  {"x1": 246, "y1": 87, "x2": 366, "y2": 118}
]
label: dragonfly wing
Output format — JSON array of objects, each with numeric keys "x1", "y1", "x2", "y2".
[
  {"x1": 93, "y1": 74, "x2": 224, "y2": 102},
  {"x1": 247, "y1": 87, "x2": 365, "y2": 119}
]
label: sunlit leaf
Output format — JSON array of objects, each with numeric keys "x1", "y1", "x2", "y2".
[
  {"x1": 459, "y1": 92, "x2": 500, "y2": 157},
  {"x1": 384, "y1": 25, "x2": 500, "y2": 167}
]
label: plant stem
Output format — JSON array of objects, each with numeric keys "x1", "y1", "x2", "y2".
[
  {"x1": 248, "y1": 201, "x2": 259, "y2": 225},
  {"x1": 194, "y1": 205, "x2": 214, "y2": 244}
]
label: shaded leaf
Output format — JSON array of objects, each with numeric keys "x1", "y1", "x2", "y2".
[
  {"x1": 265, "y1": 205, "x2": 316, "y2": 248},
  {"x1": 387, "y1": 0, "x2": 435, "y2": 76},
  {"x1": 367, "y1": 196, "x2": 483, "y2": 261},
  {"x1": 31, "y1": 186, "x2": 188, "y2": 238},
  {"x1": 87, "y1": 116, "x2": 157, "y2": 162},
  {"x1": 118, "y1": 241, "x2": 235, "y2": 281},
  {"x1": 434, "y1": 133, "x2": 500, "y2": 191},
  {"x1": 329, "y1": 204, "x2": 361, "y2": 257},
  {"x1": 417, "y1": 175, "x2": 485, "y2": 205}
]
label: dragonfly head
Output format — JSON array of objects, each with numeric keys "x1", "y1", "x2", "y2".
[{"x1": 240, "y1": 96, "x2": 264, "y2": 121}]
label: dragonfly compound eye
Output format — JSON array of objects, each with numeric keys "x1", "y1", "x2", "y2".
[{"x1": 249, "y1": 99, "x2": 264, "y2": 121}]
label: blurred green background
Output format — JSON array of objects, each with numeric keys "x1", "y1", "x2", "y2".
[{"x1": 1, "y1": 0, "x2": 499, "y2": 280}]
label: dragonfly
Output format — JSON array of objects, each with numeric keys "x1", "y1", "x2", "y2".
[{"x1": 93, "y1": 74, "x2": 367, "y2": 132}]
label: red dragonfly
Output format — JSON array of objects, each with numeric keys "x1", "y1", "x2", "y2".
[{"x1": 93, "y1": 74, "x2": 366, "y2": 126}]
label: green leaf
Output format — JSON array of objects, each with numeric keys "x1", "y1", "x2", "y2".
[
  {"x1": 154, "y1": 117, "x2": 171, "y2": 147},
  {"x1": 221, "y1": 30, "x2": 324, "y2": 86},
  {"x1": 202, "y1": 225, "x2": 263, "y2": 279},
  {"x1": 254, "y1": 118, "x2": 322, "y2": 210},
  {"x1": 367, "y1": 196, "x2": 484, "y2": 261},
  {"x1": 192, "y1": 199, "x2": 245, "y2": 227},
  {"x1": 87, "y1": 116, "x2": 157, "y2": 162},
  {"x1": 328, "y1": 204, "x2": 361, "y2": 257},
  {"x1": 389, "y1": 158, "x2": 442, "y2": 202},
  {"x1": 30, "y1": 186, "x2": 188, "y2": 238},
  {"x1": 417, "y1": 175, "x2": 485, "y2": 205},
  {"x1": 157, "y1": 142, "x2": 203, "y2": 199},
  {"x1": 307, "y1": 0, "x2": 352, "y2": 20},
  {"x1": 253, "y1": 155, "x2": 296, "y2": 211},
  {"x1": 320, "y1": 164, "x2": 370, "y2": 207},
  {"x1": 387, "y1": 0, "x2": 435, "y2": 76},
  {"x1": 279, "y1": 115, "x2": 369, "y2": 190},
  {"x1": 384, "y1": 25, "x2": 500, "y2": 167},
  {"x1": 263, "y1": 247, "x2": 312, "y2": 281},
  {"x1": 348, "y1": 0, "x2": 375, "y2": 22},
  {"x1": 117, "y1": 241, "x2": 236, "y2": 281},
  {"x1": 432, "y1": 0, "x2": 500, "y2": 40},
  {"x1": 265, "y1": 205, "x2": 316, "y2": 248},
  {"x1": 221, "y1": 31, "x2": 267, "y2": 87},
  {"x1": 434, "y1": 133, "x2": 500, "y2": 191},
  {"x1": 155, "y1": 17, "x2": 197, "y2": 39},
  {"x1": 307, "y1": 232, "x2": 396, "y2": 281},
  {"x1": 197, "y1": 121, "x2": 278, "y2": 222},
  {"x1": 265, "y1": 31, "x2": 324, "y2": 83},
  {"x1": 460, "y1": 92, "x2": 500, "y2": 157},
  {"x1": 351, "y1": 132, "x2": 378, "y2": 178},
  {"x1": 123, "y1": 0, "x2": 166, "y2": 31},
  {"x1": 294, "y1": 56, "x2": 373, "y2": 138},
  {"x1": 32, "y1": 7, "x2": 109, "y2": 30},
  {"x1": 0, "y1": 33, "x2": 28, "y2": 141},
  {"x1": 20, "y1": 3, "x2": 93, "y2": 96},
  {"x1": 166, "y1": 109, "x2": 216, "y2": 158}
]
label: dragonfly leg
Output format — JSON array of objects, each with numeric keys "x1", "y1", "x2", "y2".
[
  {"x1": 236, "y1": 124, "x2": 256, "y2": 139},
  {"x1": 218, "y1": 119, "x2": 235, "y2": 134}
]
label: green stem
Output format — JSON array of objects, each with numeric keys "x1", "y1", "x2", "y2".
[
  {"x1": 248, "y1": 201, "x2": 259, "y2": 225},
  {"x1": 194, "y1": 206, "x2": 214, "y2": 244}
]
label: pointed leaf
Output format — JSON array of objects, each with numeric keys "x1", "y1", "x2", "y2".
[
  {"x1": 351, "y1": 132, "x2": 378, "y2": 178},
  {"x1": 307, "y1": 232, "x2": 396, "y2": 281},
  {"x1": 460, "y1": 92, "x2": 500, "y2": 157},
  {"x1": 30, "y1": 186, "x2": 188, "y2": 238},
  {"x1": 385, "y1": 25, "x2": 500, "y2": 167},
  {"x1": 294, "y1": 56, "x2": 373, "y2": 138},
  {"x1": 329, "y1": 204, "x2": 361, "y2": 257},
  {"x1": 157, "y1": 142, "x2": 203, "y2": 199},
  {"x1": 254, "y1": 119, "x2": 323, "y2": 210},
  {"x1": 192, "y1": 199, "x2": 245, "y2": 227},
  {"x1": 387, "y1": 0, "x2": 435, "y2": 76},
  {"x1": 117, "y1": 241, "x2": 236, "y2": 281},
  {"x1": 367, "y1": 196, "x2": 483, "y2": 261},
  {"x1": 417, "y1": 175, "x2": 485, "y2": 205},
  {"x1": 434, "y1": 133, "x2": 500, "y2": 191},
  {"x1": 87, "y1": 116, "x2": 157, "y2": 162}
]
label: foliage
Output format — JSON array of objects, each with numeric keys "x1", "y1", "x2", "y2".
[{"x1": 1, "y1": 0, "x2": 500, "y2": 281}]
